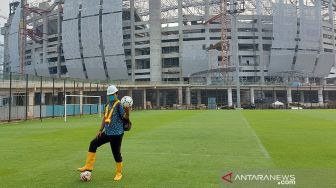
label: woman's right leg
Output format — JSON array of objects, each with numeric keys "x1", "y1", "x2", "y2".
[
  {"x1": 110, "y1": 134, "x2": 124, "y2": 180},
  {"x1": 89, "y1": 133, "x2": 110, "y2": 152},
  {"x1": 78, "y1": 133, "x2": 110, "y2": 172}
]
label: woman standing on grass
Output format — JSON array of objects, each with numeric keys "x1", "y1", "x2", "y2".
[{"x1": 78, "y1": 85, "x2": 130, "y2": 181}]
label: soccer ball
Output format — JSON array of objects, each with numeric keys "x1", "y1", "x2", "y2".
[
  {"x1": 80, "y1": 171, "x2": 92, "y2": 182},
  {"x1": 121, "y1": 96, "x2": 133, "y2": 107}
]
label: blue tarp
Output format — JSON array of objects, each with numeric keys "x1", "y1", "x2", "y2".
[{"x1": 45, "y1": 105, "x2": 104, "y2": 117}]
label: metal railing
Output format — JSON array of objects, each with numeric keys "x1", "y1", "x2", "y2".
[{"x1": 0, "y1": 72, "x2": 336, "y2": 123}]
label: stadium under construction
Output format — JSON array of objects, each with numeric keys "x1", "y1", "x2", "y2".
[{"x1": 1, "y1": 0, "x2": 336, "y2": 114}]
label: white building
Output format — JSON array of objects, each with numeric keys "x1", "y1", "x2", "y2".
[
  {"x1": 1, "y1": 0, "x2": 336, "y2": 108},
  {"x1": 2, "y1": 0, "x2": 335, "y2": 82}
]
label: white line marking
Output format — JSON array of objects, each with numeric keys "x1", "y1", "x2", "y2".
[
  {"x1": 240, "y1": 112, "x2": 271, "y2": 159},
  {"x1": 123, "y1": 151, "x2": 216, "y2": 157},
  {"x1": 123, "y1": 151, "x2": 270, "y2": 160}
]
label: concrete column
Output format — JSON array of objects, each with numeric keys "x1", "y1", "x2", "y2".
[
  {"x1": 163, "y1": 91, "x2": 167, "y2": 107},
  {"x1": 257, "y1": 11, "x2": 265, "y2": 84},
  {"x1": 12, "y1": 93, "x2": 17, "y2": 106},
  {"x1": 79, "y1": 90, "x2": 83, "y2": 114},
  {"x1": 128, "y1": 89, "x2": 133, "y2": 98},
  {"x1": 329, "y1": 0, "x2": 336, "y2": 54},
  {"x1": 130, "y1": 0, "x2": 136, "y2": 82},
  {"x1": 261, "y1": 90, "x2": 265, "y2": 99},
  {"x1": 186, "y1": 87, "x2": 191, "y2": 106},
  {"x1": 3, "y1": 18, "x2": 9, "y2": 73},
  {"x1": 178, "y1": 87, "x2": 183, "y2": 105},
  {"x1": 318, "y1": 88, "x2": 324, "y2": 105},
  {"x1": 300, "y1": 91, "x2": 305, "y2": 103},
  {"x1": 149, "y1": 0, "x2": 162, "y2": 83},
  {"x1": 287, "y1": 88, "x2": 292, "y2": 104},
  {"x1": 178, "y1": 0, "x2": 183, "y2": 82},
  {"x1": 28, "y1": 92, "x2": 34, "y2": 118},
  {"x1": 250, "y1": 88, "x2": 255, "y2": 104},
  {"x1": 329, "y1": 0, "x2": 335, "y2": 24},
  {"x1": 284, "y1": 75, "x2": 289, "y2": 85},
  {"x1": 197, "y1": 90, "x2": 201, "y2": 106},
  {"x1": 228, "y1": 88, "x2": 233, "y2": 107},
  {"x1": 156, "y1": 90, "x2": 160, "y2": 108},
  {"x1": 304, "y1": 77, "x2": 309, "y2": 84},
  {"x1": 31, "y1": 15, "x2": 37, "y2": 76},
  {"x1": 273, "y1": 90, "x2": 277, "y2": 101},
  {"x1": 41, "y1": 92, "x2": 45, "y2": 105},
  {"x1": 325, "y1": 91, "x2": 329, "y2": 102},
  {"x1": 207, "y1": 49, "x2": 217, "y2": 85},
  {"x1": 204, "y1": 0, "x2": 209, "y2": 85},
  {"x1": 42, "y1": 13, "x2": 48, "y2": 68},
  {"x1": 256, "y1": 0, "x2": 262, "y2": 15},
  {"x1": 143, "y1": 89, "x2": 147, "y2": 109},
  {"x1": 204, "y1": 0, "x2": 210, "y2": 46},
  {"x1": 57, "y1": 4, "x2": 62, "y2": 78},
  {"x1": 206, "y1": 76, "x2": 212, "y2": 85},
  {"x1": 230, "y1": 2, "x2": 241, "y2": 108}
]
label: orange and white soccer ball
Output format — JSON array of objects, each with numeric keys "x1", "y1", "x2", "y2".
[
  {"x1": 80, "y1": 171, "x2": 92, "y2": 182},
  {"x1": 121, "y1": 96, "x2": 133, "y2": 108}
]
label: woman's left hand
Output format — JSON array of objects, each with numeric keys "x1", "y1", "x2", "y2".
[
  {"x1": 123, "y1": 107, "x2": 130, "y2": 120},
  {"x1": 124, "y1": 107, "x2": 130, "y2": 112}
]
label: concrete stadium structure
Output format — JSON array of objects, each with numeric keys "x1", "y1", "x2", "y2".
[{"x1": 1, "y1": 0, "x2": 336, "y2": 109}]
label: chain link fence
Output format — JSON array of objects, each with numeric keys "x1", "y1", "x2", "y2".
[{"x1": 1, "y1": 72, "x2": 336, "y2": 122}]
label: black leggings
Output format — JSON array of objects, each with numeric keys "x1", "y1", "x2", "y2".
[{"x1": 89, "y1": 133, "x2": 123, "y2": 163}]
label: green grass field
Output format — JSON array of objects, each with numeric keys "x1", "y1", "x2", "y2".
[{"x1": 1, "y1": 110, "x2": 336, "y2": 187}]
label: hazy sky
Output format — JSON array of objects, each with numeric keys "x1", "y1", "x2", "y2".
[
  {"x1": 0, "y1": 0, "x2": 10, "y2": 30},
  {"x1": 0, "y1": 0, "x2": 10, "y2": 15},
  {"x1": 0, "y1": 0, "x2": 10, "y2": 68},
  {"x1": 0, "y1": 0, "x2": 10, "y2": 43}
]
